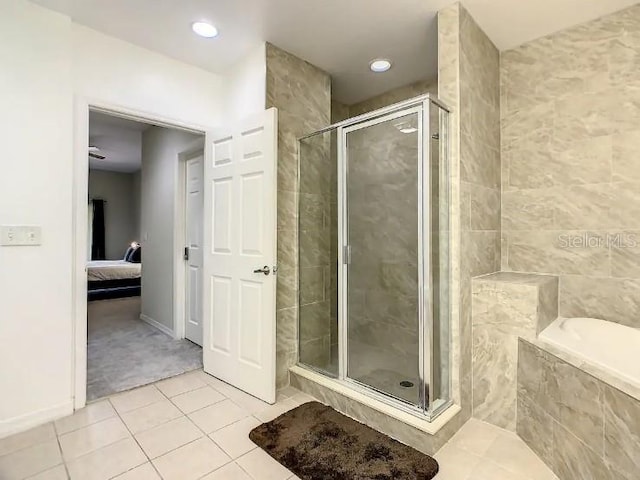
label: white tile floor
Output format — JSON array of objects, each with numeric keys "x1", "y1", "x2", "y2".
[{"x1": 0, "y1": 370, "x2": 558, "y2": 480}]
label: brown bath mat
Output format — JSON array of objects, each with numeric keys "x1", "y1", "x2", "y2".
[{"x1": 249, "y1": 401, "x2": 439, "y2": 480}]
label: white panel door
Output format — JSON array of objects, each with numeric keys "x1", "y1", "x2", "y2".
[
  {"x1": 185, "y1": 154, "x2": 204, "y2": 346},
  {"x1": 203, "y1": 108, "x2": 277, "y2": 403}
]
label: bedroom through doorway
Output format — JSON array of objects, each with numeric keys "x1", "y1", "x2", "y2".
[{"x1": 86, "y1": 110, "x2": 205, "y2": 401}]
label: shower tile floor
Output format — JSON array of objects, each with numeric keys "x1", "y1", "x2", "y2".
[
  {"x1": 357, "y1": 368, "x2": 421, "y2": 403},
  {"x1": 0, "y1": 369, "x2": 559, "y2": 480},
  {"x1": 318, "y1": 344, "x2": 421, "y2": 404}
]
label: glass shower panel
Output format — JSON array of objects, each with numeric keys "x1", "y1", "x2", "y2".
[
  {"x1": 345, "y1": 111, "x2": 422, "y2": 406},
  {"x1": 428, "y1": 100, "x2": 451, "y2": 413},
  {"x1": 298, "y1": 130, "x2": 339, "y2": 377}
]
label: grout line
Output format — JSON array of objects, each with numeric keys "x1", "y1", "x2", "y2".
[
  {"x1": 110, "y1": 384, "x2": 229, "y2": 477},
  {"x1": 56, "y1": 416, "x2": 135, "y2": 466},
  {"x1": 0, "y1": 424, "x2": 58, "y2": 460},
  {"x1": 105, "y1": 397, "x2": 151, "y2": 477},
  {"x1": 14, "y1": 375, "x2": 300, "y2": 480},
  {"x1": 53, "y1": 400, "x2": 118, "y2": 437}
]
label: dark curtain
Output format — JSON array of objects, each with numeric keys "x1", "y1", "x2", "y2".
[{"x1": 91, "y1": 200, "x2": 106, "y2": 260}]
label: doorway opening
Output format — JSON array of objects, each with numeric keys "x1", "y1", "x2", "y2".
[{"x1": 85, "y1": 110, "x2": 205, "y2": 401}]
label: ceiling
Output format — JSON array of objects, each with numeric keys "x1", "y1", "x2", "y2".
[
  {"x1": 89, "y1": 112, "x2": 149, "y2": 173},
  {"x1": 33, "y1": 0, "x2": 638, "y2": 104}
]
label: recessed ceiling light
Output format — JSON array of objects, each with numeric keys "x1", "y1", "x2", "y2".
[
  {"x1": 192, "y1": 21, "x2": 218, "y2": 38},
  {"x1": 399, "y1": 127, "x2": 418, "y2": 134},
  {"x1": 370, "y1": 59, "x2": 392, "y2": 73}
]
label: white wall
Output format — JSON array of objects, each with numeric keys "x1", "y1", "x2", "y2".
[
  {"x1": 223, "y1": 43, "x2": 267, "y2": 122},
  {"x1": 88, "y1": 170, "x2": 140, "y2": 259},
  {"x1": 0, "y1": 0, "x2": 267, "y2": 437},
  {"x1": 0, "y1": 0, "x2": 75, "y2": 436},
  {"x1": 73, "y1": 25, "x2": 226, "y2": 128},
  {"x1": 140, "y1": 128, "x2": 201, "y2": 331}
]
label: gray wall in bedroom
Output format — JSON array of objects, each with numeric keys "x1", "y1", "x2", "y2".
[
  {"x1": 140, "y1": 126, "x2": 202, "y2": 332},
  {"x1": 132, "y1": 170, "x2": 142, "y2": 242},
  {"x1": 88, "y1": 169, "x2": 140, "y2": 260}
]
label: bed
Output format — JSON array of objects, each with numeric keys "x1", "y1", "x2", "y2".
[{"x1": 88, "y1": 246, "x2": 142, "y2": 300}]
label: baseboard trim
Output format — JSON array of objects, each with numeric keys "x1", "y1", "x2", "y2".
[
  {"x1": 0, "y1": 400, "x2": 73, "y2": 439},
  {"x1": 140, "y1": 314, "x2": 175, "y2": 338}
]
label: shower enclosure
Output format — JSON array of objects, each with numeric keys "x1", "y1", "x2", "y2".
[{"x1": 297, "y1": 95, "x2": 451, "y2": 420}]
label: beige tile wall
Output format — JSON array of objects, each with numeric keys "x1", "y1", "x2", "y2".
[
  {"x1": 348, "y1": 79, "x2": 438, "y2": 117},
  {"x1": 438, "y1": 3, "x2": 502, "y2": 418},
  {"x1": 266, "y1": 43, "x2": 331, "y2": 388},
  {"x1": 472, "y1": 273, "x2": 558, "y2": 430},
  {"x1": 518, "y1": 339, "x2": 640, "y2": 480},
  {"x1": 501, "y1": 4, "x2": 640, "y2": 327},
  {"x1": 331, "y1": 78, "x2": 438, "y2": 122},
  {"x1": 298, "y1": 131, "x2": 334, "y2": 370}
]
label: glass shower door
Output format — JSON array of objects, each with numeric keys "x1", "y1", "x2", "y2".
[{"x1": 342, "y1": 108, "x2": 424, "y2": 408}]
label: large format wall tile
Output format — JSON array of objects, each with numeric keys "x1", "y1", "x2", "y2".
[
  {"x1": 267, "y1": 43, "x2": 331, "y2": 387},
  {"x1": 517, "y1": 340, "x2": 560, "y2": 419},
  {"x1": 439, "y1": 3, "x2": 501, "y2": 423},
  {"x1": 554, "y1": 360, "x2": 604, "y2": 454},
  {"x1": 501, "y1": 4, "x2": 640, "y2": 328},
  {"x1": 348, "y1": 79, "x2": 437, "y2": 117},
  {"x1": 613, "y1": 130, "x2": 640, "y2": 182},
  {"x1": 609, "y1": 230, "x2": 640, "y2": 277},
  {"x1": 503, "y1": 230, "x2": 610, "y2": 276},
  {"x1": 516, "y1": 394, "x2": 554, "y2": 467},
  {"x1": 517, "y1": 339, "x2": 640, "y2": 480},
  {"x1": 552, "y1": 422, "x2": 610, "y2": 480},
  {"x1": 603, "y1": 385, "x2": 640, "y2": 479},
  {"x1": 559, "y1": 275, "x2": 640, "y2": 328},
  {"x1": 505, "y1": 135, "x2": 612, "y2": 190},
  {"x1": 472, "y1": 273, "x2": 558, "y2": 429},
  {"x1": 472, "y1": 323, "x2": 518, "y2": 429}
]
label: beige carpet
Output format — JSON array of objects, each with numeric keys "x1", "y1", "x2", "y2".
[{"x1": 87, "y1": 297, "x2": 202, "y2": 400}]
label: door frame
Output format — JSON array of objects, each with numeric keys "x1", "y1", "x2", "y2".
[
  {"x1": 174, "y1": 142, "x2": 206, "y2": 342},
  {"x1": 72, "y1": 96, "x2": 209, "y2": 409}
]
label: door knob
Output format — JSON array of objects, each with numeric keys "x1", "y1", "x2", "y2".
[{"x1": 253, "y1": 266, "x2": 271, "y2": 276}]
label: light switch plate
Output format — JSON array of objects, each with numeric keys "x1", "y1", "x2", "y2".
[{"x1": 0, "y1": 225, "x2": 42, "y2": 246}]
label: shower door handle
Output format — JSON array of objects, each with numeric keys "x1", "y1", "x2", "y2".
[
  {"x1": 253, "y1": 266, "x2": 271, "y2": 276},
  {"x1": 343, "y1": 245, "x2": 352, "y2": 265}
]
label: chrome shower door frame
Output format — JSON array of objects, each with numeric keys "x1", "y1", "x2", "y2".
[{"x1": 337, "y1": 99, "x2": 434, "y2": 417}]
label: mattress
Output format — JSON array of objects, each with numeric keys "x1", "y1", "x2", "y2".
[{"x1": 87, "y1": 260, "x2": 142, "y2": 282}]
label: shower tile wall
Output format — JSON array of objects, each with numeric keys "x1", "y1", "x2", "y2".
[
  {"x1": 438, "y1": 3, "x2": 501, "y2": 417},
  {"x1": 298, "y1": 131, "x2": 335, "y2": 371},
  {"x1": 266, "y1": 43, "x2": 331, "y2": 387},
  {"x1": 331, "y1": 79, "x2": 438, "y2": 124},
  {"x1": 348, "y1": 79, "x2": 438, "y2": 117},
  {"x1": 472, "y1": 272, "x2": 558, "y2": 430},
  {"x1": 501, "y1": 4, "x2": 640, "y2": 327}
]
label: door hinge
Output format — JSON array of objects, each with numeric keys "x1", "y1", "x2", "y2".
[{"x1": 184, "y1": 246, "x2": 189, "y2": 261}]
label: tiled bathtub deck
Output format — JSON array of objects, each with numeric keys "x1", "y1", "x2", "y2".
[{"x1": 0, "y1": 370, "x2": 557, "y2": 480}]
